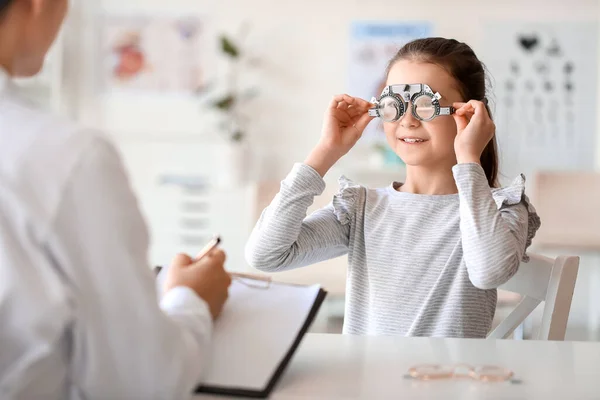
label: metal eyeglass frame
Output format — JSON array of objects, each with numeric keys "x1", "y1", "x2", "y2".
[{"x1": 368, "y1": 83, "x2": 455, "y2": 122}]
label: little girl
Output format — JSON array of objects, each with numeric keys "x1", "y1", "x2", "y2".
[{"x1": 245, "y1": 37, "x2": 541, "y2": 338}]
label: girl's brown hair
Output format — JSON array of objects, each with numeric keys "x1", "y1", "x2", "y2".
[
  {"x1": 387, "y1": 37, "x2": 499, "y2": 187},
  {"x1": 0, "y1": 0, "x2": 14, "y2": 15}
]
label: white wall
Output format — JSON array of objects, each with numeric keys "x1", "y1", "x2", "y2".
[
  {"x1": 78, "y1": 0, "x2": 600, "y2": 181},
  {"x1": 68, "y1": 0, "x2": 600, "y2": 339}
]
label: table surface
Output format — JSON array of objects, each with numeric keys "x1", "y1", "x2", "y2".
[{"x1": 195, "y1": 333, "x2": 600, "y2": 399}]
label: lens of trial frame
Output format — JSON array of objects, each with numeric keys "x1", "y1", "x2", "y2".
[
  {"x1": 413, "y1": 95, "x2": 436, "y2": 121},
  {"x1": 379, "y1": 96, "x2": 403, "y2": 122}
]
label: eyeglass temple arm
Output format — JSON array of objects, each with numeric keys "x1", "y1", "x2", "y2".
[
  {"x1": 439, "y1": 106, "x2": 455, "y2": 116},
  {"x1": 368, "y1": 96, "x2": 379, "y2": 117}
]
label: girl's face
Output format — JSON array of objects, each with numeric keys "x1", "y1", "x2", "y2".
[
  {"x1": 11, "y1": 0, "x2": 68, "y2": 76},
  {"x1": 383, "y1": 60, "x2": 464, "y2": 170}
]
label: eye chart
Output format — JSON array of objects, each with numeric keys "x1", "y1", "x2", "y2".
[{"x1": 482, "y1": 22, "x2": 598, "y2": 184}]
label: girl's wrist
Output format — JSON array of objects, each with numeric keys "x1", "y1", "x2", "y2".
[
  {"x1": 455, "y1": 148, "x2": 482, "y2": 165},
  {"x1": 456, "y1": 154, "x2": 481, "y2": 165},
  {"x1": 304, "y1": 145, "x2": 341, "y2": 177}
]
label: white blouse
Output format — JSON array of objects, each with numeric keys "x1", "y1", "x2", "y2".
[{"x1": 0, "y1": 68, "x2": 212, "y2": 400}]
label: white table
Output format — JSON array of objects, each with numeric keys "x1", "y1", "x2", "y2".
[{"x1": 196, "y1": 333, "x2": 600, "y2": 399}]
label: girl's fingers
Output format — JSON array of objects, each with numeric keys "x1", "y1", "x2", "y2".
[
  {"x1": 453, "y1": 102, "x2": 474, "y2": 113},
  {"x1": 352, "y1": 97, "x2": 373, "y2": 110},
  {"x1": 347, "y1": 105, "x2": 365, "y2": 118},
  {"x1": 456, "y1": 109, "x2": 474, "y2": 121},
  {"x1": 453, "y1": 100, "x2": 490, "y2": 125},
  {"x1": 454, "y1": 100, "x2": 487, "y2": 115},
  {"x1": 465, "y1": 100, "x2": 491, "y2": 125},
  {"x1": 331, "y1": 108, "x2": 352, "y2": 124},
  {"x1": 352, "y1": 112, "x2": 375, "y2": 132},
  {"x1": 328, "y1": 94, "x2": 376, "y2": 126},
  {"x1": 452, "y1": 113, "x2": 469, "y2": 131},
  {"x1": 330, "y1": 94, "x2": 372, "y2": 111},
  {"x1": 455, "y1": 107, "x2": 473, "y2": 116},
  {"x1": 466, "y1": 99, "x2": 487, "y2": 110},
  {"x1": 329, "y1": 94, "x2": 354, "y2": 108}
]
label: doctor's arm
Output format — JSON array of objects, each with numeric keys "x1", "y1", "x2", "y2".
[{"x1": 48, "y1": 136, "x2": 229, "y2": 399}]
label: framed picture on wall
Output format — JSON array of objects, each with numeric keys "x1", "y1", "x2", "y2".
[{"x1": 101, "y1": 13, "x2": 206, "y2": 95}]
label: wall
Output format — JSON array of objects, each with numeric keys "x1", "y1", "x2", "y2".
[
  {"x1": 77, "y1": 0, "x2": 600, "y2": 179},
  {"x1": 67, "y1": 0, "x2": 600, "y2": 339}
]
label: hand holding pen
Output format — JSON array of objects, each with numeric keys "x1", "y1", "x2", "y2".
[
  {"x1": 162, "y1": 235, "x2": 231, "y2": 319},
  {"x1": 159, "y1": 235, "x2": 271, "y2": 318}
]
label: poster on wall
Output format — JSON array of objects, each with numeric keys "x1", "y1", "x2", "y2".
[
  {"x1": 348, "y1": 21, "x2": 432, "y2": 144},
  {"x1": 482, "y1": 22, "x2": 598, "y2": 184},
  {"x1": 102, "y1": 14, "x2": 205, "y2": 95}
]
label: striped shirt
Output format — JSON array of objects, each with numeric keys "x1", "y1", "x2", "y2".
[{"x1": 245, "y1": 162, "x2": 540, "y2": 338}]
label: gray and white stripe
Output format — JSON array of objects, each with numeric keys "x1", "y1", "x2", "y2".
[{"x1": 245, "y1": 163, "x2": 540, "y2": 338}]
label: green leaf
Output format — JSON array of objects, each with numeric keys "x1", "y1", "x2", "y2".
[
  {"x1": 213, "y1": 94, "x2": 236, "y2": 110},
  {"x1": 231, "y1": 130, "x2": 244, "y2": 142},
  {"x1": 373, "y1": 143, "x2": 387, "y2": 152},
  {"x1": 220, "y1": 35, "x2": 240, "y2": 58}
]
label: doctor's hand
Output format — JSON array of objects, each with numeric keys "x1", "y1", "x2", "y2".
[
  {"x1": 163, "y1": 250, "x2": 231, "y2": 319},
  {"x1": 305, "y1": 94, "x2": 374, "y2": 177}
]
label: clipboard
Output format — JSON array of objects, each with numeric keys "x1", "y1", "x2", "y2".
[{"x1": 195, "y1": 274, "x2": 328, "y2": 398}]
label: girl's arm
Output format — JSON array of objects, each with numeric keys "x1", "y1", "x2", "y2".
[
  {"x1": 454, "y1": 163, "x2": 540, "y2": 289},
  {"x1": 245, "y1": 163, "x2": 351, "y2": 272},
  {"x1": 246, "y1": 94, "x2": 373, "y2": 272}
]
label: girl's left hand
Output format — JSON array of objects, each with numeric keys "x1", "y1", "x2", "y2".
[{"x1": 452, "y1": 100, "x2": 496, "y2": 164}]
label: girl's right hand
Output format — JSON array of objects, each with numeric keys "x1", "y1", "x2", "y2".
[{"x1": 305, "y1": 94, "x2": 374, "y2": 177}]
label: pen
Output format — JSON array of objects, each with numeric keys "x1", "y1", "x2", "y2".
[
  {"x1": 154, "y1": 234, "x2": 221, "y2": 276},
  {"x1": 195, "y1": 235, "x2": 221, "y2": 261},
  {"x1": 154, "y1": 235, "x2": 271, "y2": 283},
  {"x1": 196, "y1": 236, "x2": 270, "y2": 282}
]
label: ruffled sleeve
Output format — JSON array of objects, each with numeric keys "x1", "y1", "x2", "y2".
[
  {"x1": 491, "y1": 174, "x2": 542, "y2": 262},
  {"x1": 332, "y1": 176, "x2": 364, "y2": 226}
]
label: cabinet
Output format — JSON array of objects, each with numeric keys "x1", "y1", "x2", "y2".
[{"x1": 116, "y1": 139, "x2": 255, "y2": 271}]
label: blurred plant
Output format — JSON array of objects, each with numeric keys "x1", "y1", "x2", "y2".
[
  {"x1": 200, "y1": 24, "x2": 260, "y2": 143},
  {"x1": 372, "y1": 142, "x2": 405, "y2": 166}
]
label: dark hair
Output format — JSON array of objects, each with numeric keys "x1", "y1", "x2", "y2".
[
  {"x1": 0, "y1": 0, "x2": 14, "y2": 15},
  {"x1": 386, "y1": 37, "x2": 499, "y2": 188}
]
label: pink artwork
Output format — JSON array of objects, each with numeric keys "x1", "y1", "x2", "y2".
[{"x1": 103, "y1": 15, "x2": 205, "y2": 94}]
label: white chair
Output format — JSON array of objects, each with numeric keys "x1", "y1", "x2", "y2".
[
  {"x1": 532, "y1": 171, "x2": 600, "y2": 341},
  {"x1": 488, "y1": 253, "x2": 579, "y2": 341}
]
